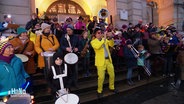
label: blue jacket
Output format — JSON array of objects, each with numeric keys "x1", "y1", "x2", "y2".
[
  {"x1": 0, "y1": 56, "x2": 29, "y2": 92},
  {"x1": 59, "y1": 34, "x2": 80, "y2": 55}
]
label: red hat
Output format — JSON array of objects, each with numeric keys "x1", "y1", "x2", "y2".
[{"x1": 122, "y1": 24, "x2": 127, "y2": 29}]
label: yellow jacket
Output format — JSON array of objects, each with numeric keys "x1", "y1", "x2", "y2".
[
  {"x1": 35, "y1": 34, "x2": 60, "y2": 68},
  {"x1": 29, "y1": 31, "x2": 37, "y2": 44},
  {"x1": 91, "y1": 38, "x2": 114, "y2": 66}
]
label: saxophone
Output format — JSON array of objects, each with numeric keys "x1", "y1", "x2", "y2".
[{"x1": 81, "y1": 39, "x2": 89, "y2": 57}]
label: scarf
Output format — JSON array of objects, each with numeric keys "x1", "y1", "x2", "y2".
[{"x1": 0, "y1": 54, "x2": 14, "y2": 64}]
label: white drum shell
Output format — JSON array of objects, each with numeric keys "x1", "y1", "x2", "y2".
[
  {"x1": 43, "y1": 52, "x2": 55, "y2": 70},
  {"x1": 55, "y1": 94, "x2": 79, "y2": 104},
  {"x1": 64, "y1": 53, "x2": 78, "y2": 64},
  {"x1": 15, "y1": 54, "x2": 28, "y2": 63}
]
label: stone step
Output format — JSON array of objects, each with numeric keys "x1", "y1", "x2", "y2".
[
  {"x1": 70, "y1": 71, "x2": 139, "y2": 94},
  {"x1": 79, "y1": 75, "x2": 165, "y2": 104},
  {"x1": 32, "y1": 66, "x2": 163, "y2": 104},
  {"x1": 32, "y1": 68, "x2": 127, "y2": 92},
  {"x1": 35, "y1": 75, "x2": 164, "y2": 104},
  {"x1": 32, "y1": 68, "x2": 129, "y2": 103}
]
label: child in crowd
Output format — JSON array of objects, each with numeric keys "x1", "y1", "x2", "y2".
[
  {"x1": 48, "y1": 52, "x2": 68, "y2": 95},
  {"x1": 137, "y1": 44, "x2": 151, "y2": 80}
]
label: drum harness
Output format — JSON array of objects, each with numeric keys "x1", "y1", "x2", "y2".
[{"x1": 39, "y1": 35, "x2": 55, "y2": 52}]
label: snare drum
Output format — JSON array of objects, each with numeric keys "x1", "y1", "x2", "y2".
[
  {"x1": 64, "y1": 53, "x2": 78, "y2": 64},
  {"x1": 15, "y1": 54, "x2": 29, "y2": 63},
  {"x1": 55, "y1": 94, "x2": 79, "y2": 104},
  {"x1": 6, "y1": 94, "x2": 31, "y2": 104}
]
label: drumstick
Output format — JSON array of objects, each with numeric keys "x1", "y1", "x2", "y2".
[
  {"x1": 51, "y1": 66, "x2": 57, "y2": 79},
  {"x1": 66, "y1": 34, "x2": 73, "y2": 52},
  {"x1": 24, "y1": 82, "x2": 30, "y2": 90}
]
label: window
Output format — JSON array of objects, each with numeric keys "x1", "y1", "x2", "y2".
[
  {"x1": 58, "y1": 3, "x2": 66, "y2": 13},
  {"x1": 47, "y1": 0, "x2": 85, "y2": 15}
]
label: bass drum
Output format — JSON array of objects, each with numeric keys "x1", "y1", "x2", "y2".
[
  {"x1": 55, "y1": 94, "x2": 79, "y2": 104},
  {"x1": 64, "y1": 53, "x2": 78, "y2": 64}
]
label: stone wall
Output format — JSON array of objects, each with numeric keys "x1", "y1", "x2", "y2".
[
  {"x1": 110, "y1": 0, "x2": 148, "y2": 28},
  {"x1": 157, "y1": 0, "x2": 174, "y2": 27},
  {"x1": 0, "y1": 0, "x2": 31, "y2": 27}
]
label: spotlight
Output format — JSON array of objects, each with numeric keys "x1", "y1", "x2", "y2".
[{"x1": 7, "y1": 14, "x2": 11, "y2": 18}]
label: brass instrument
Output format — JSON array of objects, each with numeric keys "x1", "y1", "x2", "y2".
[
  {"x1": 115, "y1": 45, "x2": 120, "y2": 51},
  {"x1": 130, "y1": 45, "x2": 139, "y2": 57},
  {"x1": 130, "y1": 45, "x2": 151, "y2": 76},
  {"x1": 80, "y1": 39, "x2": 89, "y2": 57},
  {"x1": 98, "y1": 8, "x2": 109, "y2": 19}
]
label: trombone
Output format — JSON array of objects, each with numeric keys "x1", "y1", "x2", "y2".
[{"x1": 130, "y1": 45, "x2": 151, "y2": 76}]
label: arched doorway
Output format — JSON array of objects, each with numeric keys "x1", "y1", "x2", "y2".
[{"x1": 46, "y1": 0, "x2": 89, "y2": 23}]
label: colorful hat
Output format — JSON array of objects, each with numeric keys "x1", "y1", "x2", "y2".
[
  {"x1": 0, "y1": 36, "x2": 11, "y2": 54},
  {"x1": 41, "y1": 23, "x2": 51, "y2": 31},
  {"x1": 67, "y1": 24, "x2": 74, "y2": 30},
  {"x1": 122, "y1": 24, "x2": 127, "y2": 29},
  {"x1": 126, "y1": 39, "x2": 132, "y2": 45},
  {"x1": 17, "y1": 27, "x2": 27, "y2": 35},
  {"x1": 78, "y1": 16, "x2": 84, "y2": 20}
]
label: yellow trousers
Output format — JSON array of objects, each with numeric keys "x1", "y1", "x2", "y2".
[{"x1": 96, "y1": 59, "x2": 115, "y2": 93}]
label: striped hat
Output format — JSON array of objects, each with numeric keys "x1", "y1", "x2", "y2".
[{"x1": 0, "y1": 36, "x2": 12, "y2": 54}]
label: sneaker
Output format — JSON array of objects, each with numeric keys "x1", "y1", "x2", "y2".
[
  {"x1": 138, "y1": 75, "x2": 141, "y2": 80},
  {"x1": 127, "y1": 80, "x2": 132, "y2": 86},
  {"x1": 169, "y1": 73, "x2": 175, "y2": 77},
  {"x1": 110, "y1": 89, "x2": 119, "y2": 94},
  {"x1": 162, "y1": 74, "x2": 166, "y2": 77},
  {"x1": 83, "y1": 73, "x2": 91, "y2": 77},
  {"x1": 83, "y1": 74, "x2": 89, "y2": 77},
  {"x1": 127, "y1": 80, "x2": 135, "y2": 86},
  {"x1": 97, "y1": 92, "x2": 103, "y2": 99}
]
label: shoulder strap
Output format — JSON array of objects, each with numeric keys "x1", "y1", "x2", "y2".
[
  {"x1": 40, "y1": 35, "x2": 45, "y2": 52},
  {"x1": 51, "y1": 35, "x2": 55, "y2": 45},
  {"x1": 46, "y1": 35, "x2": 55, "y2": 46},
  {"x1": 20, "y1": 42, "x2": 29, "y2": 54}
]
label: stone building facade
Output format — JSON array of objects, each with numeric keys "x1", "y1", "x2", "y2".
[{"x1": 0, "y1": 0, "x2": 183, "y2": 30}]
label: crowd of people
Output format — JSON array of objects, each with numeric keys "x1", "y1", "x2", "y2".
[{"x1": 0, "y1": 13, "x2": 184, "y2": 100}]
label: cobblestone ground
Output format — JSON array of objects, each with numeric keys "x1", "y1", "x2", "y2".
[{"x1": 102, "y1": 78, "x2": 184, "y2": 104}]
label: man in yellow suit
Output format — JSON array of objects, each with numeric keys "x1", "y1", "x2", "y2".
[{"x1": 91, "y1": 28, "x2": 118, "y2": 98}]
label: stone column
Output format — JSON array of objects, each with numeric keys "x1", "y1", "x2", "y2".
[
  {"x1": 115, "y1": 0, "x2": 129, "y2": 28},
  {"x1": 174, "y1": 0, "x2": 184, "y2": 31},
  {"x1": 128, "y1": 0, "x2": 147, "y2": 25}
]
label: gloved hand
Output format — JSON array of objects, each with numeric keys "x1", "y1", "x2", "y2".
[
  {"x1": 3, "y1": 23, "x2": 8, "y2": 28},
  {"x1": 26, "y1": 77, "x2": 31, "y2": 83}
]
